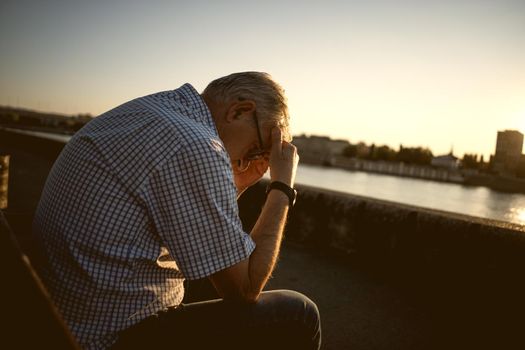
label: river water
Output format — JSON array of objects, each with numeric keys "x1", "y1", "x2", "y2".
[
  {"x1": 295, "y1": 164, "x2": 525, "y2": 226},
  {"x1": 4, "y1": 128, "x2": 524, "y2": 226}
]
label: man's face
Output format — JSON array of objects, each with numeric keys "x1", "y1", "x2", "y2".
[
  {"x1": 209, "y1": 97, "x2": 274, "y2": 173},
  {"x1": 234, "y1": 110, "x2": 272, "y2": 173}
]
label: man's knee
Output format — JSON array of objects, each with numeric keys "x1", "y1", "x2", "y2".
[
  {"x1": 259, "y1": 289, "x2": 319, "y2": 321},
  {"x1": 254, "y1": 290, "x2": 321, "y2": 349}
]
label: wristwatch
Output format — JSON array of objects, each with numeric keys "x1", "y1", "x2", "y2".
[{"x1": 265, "y1": 181, "x2": 297, "y2": 207}]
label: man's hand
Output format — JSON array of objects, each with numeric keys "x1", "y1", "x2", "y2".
[
  {"x1": 232, "y1": 127, "x2": 298, "y2": 196},
  {"x1": 233, "y1": 157, "x2": 269, "y2": 197},
  {"x1": 269, "y1": 128, "x2": 299, "y2": 188}
]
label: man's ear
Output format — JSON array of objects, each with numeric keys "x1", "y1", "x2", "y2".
[{"x1": 225, "y1": 100, "x2": 256, "y2": 123}]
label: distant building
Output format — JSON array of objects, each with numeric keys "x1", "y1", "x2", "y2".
[
  {"x1": 431, "y1": 153, "x2": 460, "y2": 170},
  {"x1": 493, "y1": 130, "x2": 523, "y2": 176},
  {"x1": 292, "y1": 135, "x2": 350, "y2": 165}
]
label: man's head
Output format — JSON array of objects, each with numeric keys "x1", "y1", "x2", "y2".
[{"x1": 202, "y1": 72, "x2": 290, "y2": 169}]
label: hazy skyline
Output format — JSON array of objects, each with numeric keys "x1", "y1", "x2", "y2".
[{"x1": 1, "y1": 0, "x2": 524, "y2": 158}]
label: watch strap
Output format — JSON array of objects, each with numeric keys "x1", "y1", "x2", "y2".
[{"x1": 265, "y1": 181, "x2": 297, "y2": 207}]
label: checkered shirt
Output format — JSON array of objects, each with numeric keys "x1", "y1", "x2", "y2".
[{"x1": 32, "y1": 84, "x2": 256, "y2": 349}]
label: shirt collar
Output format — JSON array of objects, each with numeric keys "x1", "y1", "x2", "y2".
[{"x1": 176, "y1": 83, "x2": 217, "y2": 134}]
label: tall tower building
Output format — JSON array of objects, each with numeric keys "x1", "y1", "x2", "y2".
[{"x1": 493, "y1": 130, "x2": 523, "y2": 175}]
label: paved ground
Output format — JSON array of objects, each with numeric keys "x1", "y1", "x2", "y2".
[{"x1": 266, "y1": 243, "x2": 434, "y2": 350}]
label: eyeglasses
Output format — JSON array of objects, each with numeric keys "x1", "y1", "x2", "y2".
[
  {"x1": 236, "y1": 110, "x2": 268, "y2": 172},
  {"x1": 246, "y1": 110, "x2": 266, "y2": 160}
]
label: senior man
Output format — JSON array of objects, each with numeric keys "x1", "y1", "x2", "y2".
[{"x1": 33, "y1": 72, "x2": 321, "y2": 350}]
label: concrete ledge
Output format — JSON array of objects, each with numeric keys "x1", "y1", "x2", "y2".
[
  {"x1": 241, "y1": 180, "x2": 525, "y2": 286},
  {"x1": 0, "y1": 128, "x2": 66, "y2": 161},
  {"x1": 241, "y1": 180, "x2": 525, "y2": 253}
]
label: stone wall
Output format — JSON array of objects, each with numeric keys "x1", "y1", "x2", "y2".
[{"x1": 241, "y1": 180, "x2": 525, "y2": 287}]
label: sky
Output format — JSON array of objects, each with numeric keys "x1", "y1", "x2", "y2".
[{"x1": 1, "y1": 0, "x2": 524, "y2": 159}]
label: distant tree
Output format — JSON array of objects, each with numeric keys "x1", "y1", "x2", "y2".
[
  {"x1": 366, "y1": 144, "x2": 396, "y2": 161},
  {"x1": 345, "y1": 142, "x2": 432, "y2": 164},
  {"x1": 356, "y1": 142, "x2": 370, "y2": 158},
  {"x1": 462, "y1": 153, "x2": 480, "y2": 169},
  {"x1": 367, "y1": 144, "x2": 376, "y2": 160},
  {"x1": 342, "y1": 144, "x2": 358, "y2": 158},
  {"x1": 375, "y1": 145, "x2": 397, "y2": 161},
  {"x1": 396, "y1": 146, "x2": 433, "y2": 165},
  {"x1": 478, "y1": 155, "x2": 488, "y2": 171},
  {"x1": 487, "y1": 155, "x2": 497, "y2": 173},
  {"x1": 416, "y1": 148, "x2": 434, "y2": 165}
]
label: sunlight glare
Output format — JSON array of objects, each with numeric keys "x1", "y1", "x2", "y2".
[{"x1": 509, "y1": 207, "x2": 525, "y2": 226}]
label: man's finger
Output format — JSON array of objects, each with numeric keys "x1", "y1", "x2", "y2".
[
  {"x1": 284, "y1": 145, "x2": 294, "y2": 160},
  {"x1": 271, "y1": 127, "x2": 282, "y2": 155}
]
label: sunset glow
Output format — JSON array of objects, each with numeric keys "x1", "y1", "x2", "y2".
[{"x1": 1, "y1": 0, "x2": 524, "y2": 159}]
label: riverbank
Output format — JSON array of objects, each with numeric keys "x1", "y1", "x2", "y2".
[{"x1": 300, "y1": 153, "x2": 525, "y2": 194}]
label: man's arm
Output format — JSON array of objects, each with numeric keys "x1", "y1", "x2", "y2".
[{"x1": 209, "y1": 128, "x2": 298, "y2": 303}]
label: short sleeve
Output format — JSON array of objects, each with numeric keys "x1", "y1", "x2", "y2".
[{"x1": 146, "y1": 136, "x2": 256, "y2": 280}]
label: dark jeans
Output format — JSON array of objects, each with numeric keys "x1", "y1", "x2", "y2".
[{"x1": 112, "y1": 289, "x2": 321, "y2": 350}]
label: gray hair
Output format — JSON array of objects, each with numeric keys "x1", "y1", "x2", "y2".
[{"x1": 202, "y1": 72, "x2": 290, "y2": 141}]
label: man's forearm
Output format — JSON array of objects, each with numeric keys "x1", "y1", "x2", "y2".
[{"x1": 247, "y1": 190, "x2": 289, "y2": 297}]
